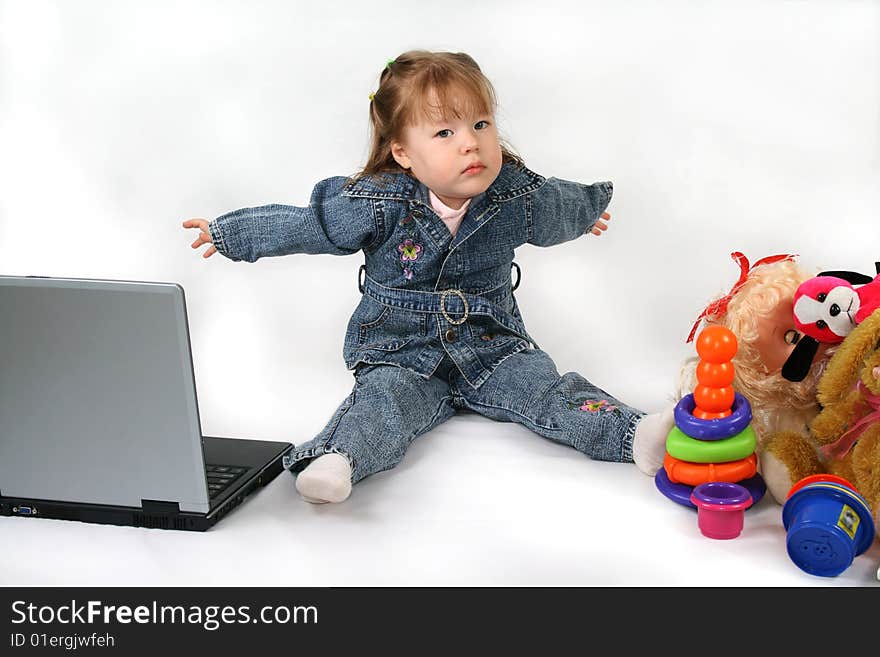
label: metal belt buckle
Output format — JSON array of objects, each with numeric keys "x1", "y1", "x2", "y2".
[{"x1": 440, "y1": 289, "x2": 469, "y2": 325}]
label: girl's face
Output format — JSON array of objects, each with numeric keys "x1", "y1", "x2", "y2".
[{"x1": 390, "y1": 93, "x2": 503, "y2": 210}]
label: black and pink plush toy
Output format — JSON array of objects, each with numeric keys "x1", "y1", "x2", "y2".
[{"x1": 782, "y1": 263, "x2": 880, "y2": 382}]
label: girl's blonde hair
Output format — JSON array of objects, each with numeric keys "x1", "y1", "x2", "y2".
[
  {"x1": 678, "y1": 259, "x2": 835, "y2": 444},
  {"x1": 351, "y1": 50, "x2": 523, "y2": 182}
]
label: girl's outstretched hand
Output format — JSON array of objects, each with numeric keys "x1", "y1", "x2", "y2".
[
  {"x1": 590, "y1": 212, "x2": 611, "y2": 237},
  {"x1": 182, "y1": 218, "x2": 217, "y2": 258}
]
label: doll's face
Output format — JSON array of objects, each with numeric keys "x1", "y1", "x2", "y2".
[{"x1": 754, "y1": 298, "x2": 804, "y2": 373}]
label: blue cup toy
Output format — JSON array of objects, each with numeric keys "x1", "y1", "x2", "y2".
[{"x1": 782, "y1": 482, "x2": 876, "y2": 577}]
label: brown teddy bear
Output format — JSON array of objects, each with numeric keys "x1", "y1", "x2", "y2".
[{"x1": 762, "y1": 307, "x2": 880, "y2": 528}]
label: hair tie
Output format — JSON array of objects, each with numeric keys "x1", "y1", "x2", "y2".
[
  {"x1": 370, "y1": 59, "x2": 395, "y2": 102},
  {"x1": 685, "y1": 251, "x2": 798, "y2": 343}
]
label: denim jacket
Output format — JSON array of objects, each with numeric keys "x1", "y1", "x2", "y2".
[{"x1": 209, "y1": 162, "x2": 612, "y2": 388}]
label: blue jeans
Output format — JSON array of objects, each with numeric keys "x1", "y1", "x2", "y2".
[{"x1": 284, "y1": 349, "x2": 644, "y2": 483}]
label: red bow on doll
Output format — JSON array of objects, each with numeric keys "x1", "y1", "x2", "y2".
[{"x1": 686, "y1": 252, "x2": 798, "y2": 343}]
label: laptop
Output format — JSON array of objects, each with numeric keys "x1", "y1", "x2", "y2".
[{"x1": 0, "y1": 275, "x2": 293, "y2": 531}]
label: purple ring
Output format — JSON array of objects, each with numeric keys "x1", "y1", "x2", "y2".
[
  {"x1": 654, "y1": 466, "x2": 766, "y2": 510},
  {"x1": 674, "y1": 393, "x2": 752, "y2": 441}
]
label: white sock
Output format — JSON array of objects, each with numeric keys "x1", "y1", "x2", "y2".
[
  {"x1": 632, "y1": 404, "x2": 675, "y2": 475},
  {"x1": 295, "y1": 453, "x2": 352, "y2": 504}
]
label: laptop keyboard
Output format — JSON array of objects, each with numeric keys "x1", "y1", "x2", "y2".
[{"x1": 205, "y1": 464, "x2": 248, "y2": 499}]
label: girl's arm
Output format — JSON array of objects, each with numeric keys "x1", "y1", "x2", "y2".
[
  {"x1": 200, "y1": 176, "x2": 378, "y2": 263},
  {"x1": 526, "y1": 177, "x2": 613, "y2": 247}
]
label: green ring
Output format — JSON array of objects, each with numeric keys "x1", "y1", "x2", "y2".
[{"x1": 665, "y1": 424, "x2": 756, "y2": 463}]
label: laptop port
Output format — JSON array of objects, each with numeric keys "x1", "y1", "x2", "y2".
[{"x1": 13, "y1": 505, "x2": 37, "y2": 516}]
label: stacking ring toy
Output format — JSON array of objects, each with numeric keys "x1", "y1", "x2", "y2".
[
  {"x1": 674, "y1": 393, "x2": 752, "y2": 441},
  {"x1": 663, "y1": 452, "x2": 757, "y2": 486},
  {"x1": 666, "y1": 424, "x2": 756, "y2": 463},
  {"x1": 654, "y1": 467, "x2": 766, "y2": 509}
]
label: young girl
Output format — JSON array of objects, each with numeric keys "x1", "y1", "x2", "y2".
[{"x1": 183, "y1": 50, "x2": 672, "y2": 503}]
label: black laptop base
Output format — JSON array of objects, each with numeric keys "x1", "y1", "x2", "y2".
[{"x1": 0, "y1": 437, "x2": 293, "y2": 532}]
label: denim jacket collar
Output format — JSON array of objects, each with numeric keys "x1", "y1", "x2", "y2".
[{"x1": 341, "y1": 161, "x2": 544, "y2": 204}]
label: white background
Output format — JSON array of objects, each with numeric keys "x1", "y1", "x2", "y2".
[{"x1": 1, "y1": 0, "x2": 878, "y2": 586}]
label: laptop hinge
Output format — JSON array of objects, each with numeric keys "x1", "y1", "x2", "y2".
[{"x1": 141, "y1": 500, "x2": 180, "y2": 515}]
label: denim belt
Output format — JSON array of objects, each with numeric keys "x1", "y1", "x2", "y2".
[{"x1": 358, "y1": 267, "x2": 535, "y2": 346}]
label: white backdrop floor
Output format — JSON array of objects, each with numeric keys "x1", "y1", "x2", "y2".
[{"x1": 3, "y1": 411, "x2": 878, "y2": 588}]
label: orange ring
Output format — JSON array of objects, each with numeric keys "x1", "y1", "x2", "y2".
[{"x1": 663, "y1": 452, "x2": 757, "y2": 486}]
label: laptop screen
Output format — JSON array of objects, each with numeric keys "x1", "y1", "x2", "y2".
[{"x1": 0, "y1": 277, "x2": 210, "y2": 513}]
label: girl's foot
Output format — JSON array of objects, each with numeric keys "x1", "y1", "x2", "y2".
[
  {"x1": 295, "y1": 453, "x2": 352, "y2": 503},
  {"x1": 632, "y1": 405, "x2": 675, "y2": 475}
]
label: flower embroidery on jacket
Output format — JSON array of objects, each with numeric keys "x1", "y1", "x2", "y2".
[
  {"x1": 398, "y1": 239, "x2": 422, "y2": 262},
  {"x1": 573, "y1": 399, "x2": 620, "y2": 414},
  {"x1": 394, "y1": 211, "x2": 425, "y2": 281}
]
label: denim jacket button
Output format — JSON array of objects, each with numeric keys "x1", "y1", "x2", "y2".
[{"x1": 445, "y1": 328, "x2": 457, "y2": 342}]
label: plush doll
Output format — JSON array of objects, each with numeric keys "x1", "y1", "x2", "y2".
[
  {"x1": 762, "y1": 307, "x2": 880, "y2": 528},
  {"x1": 680, "y1": 252, "x2": 835, "y2": 496}
]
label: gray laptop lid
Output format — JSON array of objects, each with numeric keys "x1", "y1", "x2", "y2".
[{"x1": 0, "y1": 276, "x2": 210, "y2": 513}]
